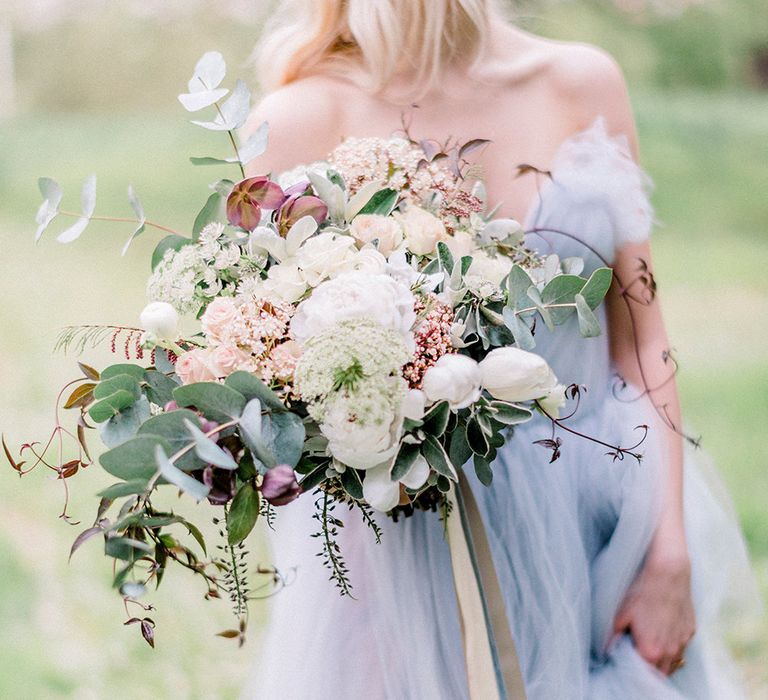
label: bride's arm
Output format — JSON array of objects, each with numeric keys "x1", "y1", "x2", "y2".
[{"x1": 579, "y1": 49, "x2": 695, "y2": 674}]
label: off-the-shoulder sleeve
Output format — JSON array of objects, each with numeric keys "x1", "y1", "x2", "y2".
[{"x1": 525, "y1": 118, "x2": 655, "y2": 267}]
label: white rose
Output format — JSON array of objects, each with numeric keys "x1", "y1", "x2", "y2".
[
  {"x1": 539, "y1": 383, "x2": 567, "y2": 418},
  {"x1": 343, "y1": 247, "x2": 388, "y2": 276},
  {"x1": 422, "y1": 353, "x2": 482, "y2": 411},
  {"x1": 397, "y1": 205, "x2": 449, "y2": 256},
  {"x1": 321, "y1": 403, "x2": 401, "y2": 470},
  {"x1": 139, "y1": 302, "x2": 179, "y2": 341},
  {"x1": 295, "y1": 232, "x2": 357, "y2": 287},
  {"x1": 263, "y1": 263, "x2": 308, "y2": 303},
  {"x1": 349, "y1": 215, "x2": 404, "y2": 257},
  {"x1": 290, "y1": 271, "x2": 416, "y2": 352},
  {"x1": 479, "y1": 347, "x2": 559, "y2": 402},
  {"x1": 445, "y1": 230, "x2": 477, "y2": 259}
]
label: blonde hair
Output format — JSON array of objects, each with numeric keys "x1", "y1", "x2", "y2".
[{"x1": 256, "y1": 0, "x2": 500, "y2": 98}]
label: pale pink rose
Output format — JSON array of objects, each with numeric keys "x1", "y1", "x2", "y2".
[
  {"x1": 175, "y1": 348, "x2": 217, "y2": 384},
  {"x1": 268, "y1": 340, "x2": 302, "y2": 380},
  {"x1": 208, "y1": 344, "x2": 252, "y2": 378},
  {"x1": 201, "y1": 298, "x2": 241, "y2": 342},
  {"x1": 349, "y1": 215, "x2": 403, "y2": 257}
]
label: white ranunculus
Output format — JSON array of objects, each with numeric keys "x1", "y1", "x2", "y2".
[
  {"x1": 397, "y1": 205, "x2": 449, "y2": 256},
  {"x1": 539, "y1": 383, "x2": 567, "y2": 418},
  {"x1": 401, "y1": 389, "x2": 426, "y2": 421},
  {"x1": 479, "y1": 347, "x2": 559, "y2": 403},
  {"x1": 321, "y1": 403, "x2": 401, "y2": 471},
  {"x1": 349, "y1": 214, "x2": 403, "y2": 257},
  {"x1": 295, "y1": 231, "x2": 358, "y2": 287},
  {"x1": 343, "y1": 247, "x2": 388, "y2": 276},
  {"x1": 263, "y1": 263, "x2": 308, "y2": 303},
  {"x1": 290, "y1": 271, "x2": 416, "y2": 352},
  {"x1": 421, "y1": 353, "x2": 482, "y2": 411},
  {"x1": 140, "y1": 302, "x2": 179, "y2": 340},
  {"x1": 445, "y1": 230, "x2": 477, "y2": 259},
  {"x1": 467, "y1": 251, "x2": 513, "y2": 286}
]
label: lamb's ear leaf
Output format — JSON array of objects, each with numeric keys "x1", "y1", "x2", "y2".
[{"x1": 35, "y1": 177, "x2": 63, "y2": 241}]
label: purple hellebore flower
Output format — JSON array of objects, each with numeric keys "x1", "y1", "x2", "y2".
[
  {"x1": 227, "y1": 176, "x2": 286, "y2": 231},
  {"x1": 260, "y1": 464, "x2": 302, "y2": 506}
]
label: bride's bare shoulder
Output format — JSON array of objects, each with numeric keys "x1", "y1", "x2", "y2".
[
  {"x1": 494, "y1": 28, "x2": 637, "y2": 149},
  {"x1": 243, "y1": 75, "x2": 350, "y2": 175}
]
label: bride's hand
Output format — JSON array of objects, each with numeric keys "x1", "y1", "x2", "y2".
[{"x1": 613, "y1": 546, "x2": 696, "y2": 675}]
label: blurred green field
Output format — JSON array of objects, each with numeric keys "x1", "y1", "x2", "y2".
[{"x1": 0, "y1": 87, "x2": 765, "y2": 699}]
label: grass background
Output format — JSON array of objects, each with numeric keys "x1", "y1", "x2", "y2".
[{"x1": 0, "y1": 2, "x2": 766, "y2": 697}]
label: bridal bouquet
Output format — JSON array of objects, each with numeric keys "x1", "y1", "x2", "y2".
[{"x1": 5, "y1": 52, "x2": 612, "y2": 644}]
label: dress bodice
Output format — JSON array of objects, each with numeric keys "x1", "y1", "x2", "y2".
[{"x1": 519, "y1": 119, "x2": 656, "y2": 405}]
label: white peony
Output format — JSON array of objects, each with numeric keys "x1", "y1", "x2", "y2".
[
  {"x1": 321, "y1": 402, "x2": 401, "y2": 470},
  {"x1": 396, "y1": 205, "x2": 449, "y2": 256},
  {"x1": 294, "y1": 231, "x2": 358, "y2": 287},
  {"x1": 421, "y1": 353, "x2": 482, "y2": 411},
  {"x1": 349, "y1": 214, "x2": 404, "y2": 257},
  {"x1": 290, "y1": 271, "x2": 416, "y2": 353},
  {"x1": 140, "y1": 302, "x2": 179, "y2": 341},
  {"x1": 479, "y1": 347, "x2": 559, "y2": 403}
]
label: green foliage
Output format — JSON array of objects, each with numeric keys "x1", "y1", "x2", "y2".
[{"x1": 226, "y1": 482, "x2": 260, "y2": 545}]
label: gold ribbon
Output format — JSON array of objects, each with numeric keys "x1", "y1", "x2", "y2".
[{"x1": 447, "y1": 474, "x2": 527, "y2": 700}]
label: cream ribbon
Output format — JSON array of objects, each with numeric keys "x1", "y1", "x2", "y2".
[{"x1": 447, "y1": 474, "x2": 527, "y2": 700}]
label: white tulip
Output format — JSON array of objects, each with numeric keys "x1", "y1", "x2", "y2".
[
  {"x1": 401, "y1": 389, "x2": 427, "y2": 421},
  {"x1": 539, "y1": 383, "x2": 567, "y2": 418},
  {"x1": 422, "y1": 353, "x2": 482, "y2": 411},
  {"x1": 479, "y1": 347, "x2": 558, "y2": 403},
  {"x1": 139, "y1": 301, "x2": 179, "y2": 341}
]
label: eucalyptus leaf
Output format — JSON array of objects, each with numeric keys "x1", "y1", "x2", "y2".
[
  {"x1": 121, "y1": 185, "x2": 147, "y2": 256},
  {"x1": 100, "y1": 434, "x2": 173, "y2": 482},
  {"x1": 137, "y1": 409, "x2": 205, "y2": 471},
  {"x1": 191, "y1": 79, "x2": 250, "y2": 131},
  {"x1": 225, "y1": 371, "x2": 284, "y2": 410},
  {"x1": 35, "y1": 177, "x2": 62, "y2": 241},
  {"x1": 502, "y1": 307, "x2": 535, "y2": 350},
  {"x1": 526, "y1": 285, "x2": 555, "y2": 332},
  {"x1": 187, "y1": 51, "x2": 227, "y2": 92},
  {"x1": 172, "y1": 381, "x2": 247, "y2": 423},
  {"x1": 178, "y1": 88, "x2": 229, "y2": 112},
  {"x1": 192, "y1": 192, "x2": 225, "y2": 238},
  {"x1": 142, "y1": 369, "x2": 179, "y2": 407},
  {"x1": 184, "y1": 418, "x2": 238, "y2": 469},
  {"x1": 155, "y1": 445, "x2": 210, "y2": 502},
  {"x1": 540, "y1": 274, "x2": 585, "y2": 324},
  {"x1": 94, "y1": 374, "x2": 141, "y2": 402},
  {"x1": 99, "y1": 397, "x2": 151, "y2": 448},
  {"x1": 88, "y1": 390, "x2": 137, "y2": 424},
  {"x1": 56, "y1": 174, "x2": 96, "y2": 244},
  {"x1": 151, "y1": 234, "x2": 193, "y2": 270},
  {"x1": 238, "y1": 120, "x2": 269, "y2": 165},
  {"x1": 97, "y1": 480, "x2": 149, "y2": 499},
  {"x1": 506, "y1": 264, "x2": 535, "y2": 310},
  {"x1": 580, "y1": 267, "x2": 613, "y2": 309},
  {"x1": 575, "y1": 293, "x2": 602, "y2": 337},
  {"x1": 101, "y1": 364, "x2": 146, "y2": 381}
]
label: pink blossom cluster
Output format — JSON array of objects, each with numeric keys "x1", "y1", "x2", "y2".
[
  {"x1": 175, "y1": 296, "x2": 300, "y2": 392},
  {"x1": 402, "y1": 295, "x2": 456, "y2": 389}
]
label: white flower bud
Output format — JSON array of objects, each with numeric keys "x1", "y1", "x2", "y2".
[
  {"x1": 479, "y1": 347, "x2": 558, "y2": 403},
  {"x1": 422, "y1": 354, "x2": 482, "y2": 411},
  {"x1": 139, "y1": 301, "x2": 179, "y2": 341}
]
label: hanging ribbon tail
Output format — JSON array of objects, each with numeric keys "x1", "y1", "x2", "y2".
[{"x1": 447, "y1": 473, "x2": 528, "y2": 700}]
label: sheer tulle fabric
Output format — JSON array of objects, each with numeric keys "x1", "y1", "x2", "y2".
[{"x1": 242, "y1": 120, "x2": 756, "y2": 700}]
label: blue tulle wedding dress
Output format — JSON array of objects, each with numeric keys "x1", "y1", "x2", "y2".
[{"x1": 242, "y1": 120, "x2": 757, "y2": 700}]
